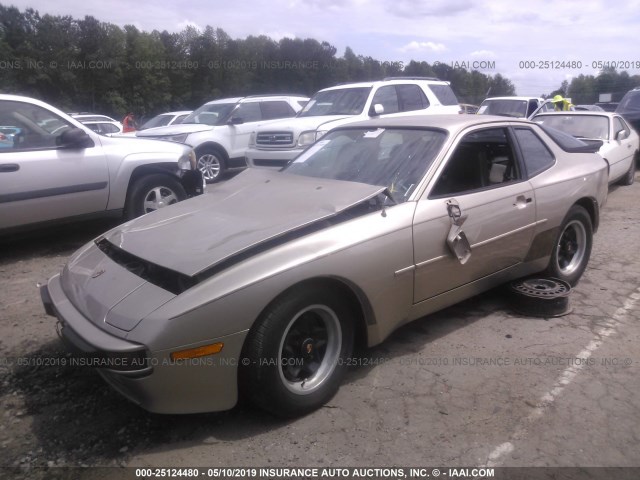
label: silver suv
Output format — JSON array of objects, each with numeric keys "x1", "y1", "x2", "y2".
[
  {"x1": 245, "y1": 77, "x2": 460, "y2": 168},
  {"x1": 0, "y1": 95, "x2": 203, "y2": 234},
  {"x1": 136, "y1": 95, "x2": 309, "y2": 182}
]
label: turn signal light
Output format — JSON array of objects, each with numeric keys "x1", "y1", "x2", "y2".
[{"x1": 170, "y1": 342, "x2": 224, "y2": 360}]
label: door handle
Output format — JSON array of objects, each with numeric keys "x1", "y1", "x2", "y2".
[
  {"x1": 0, "y1": 163, "x2": 19, "y2": 172},
  {"x1": 514, "y1": 195, "x2": 532, "y2": 208}
]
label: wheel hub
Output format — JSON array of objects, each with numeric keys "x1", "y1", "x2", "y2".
[
  {"x1": 301, "y1": 338, "x2": 315, "y2": 357},
  {"x1": 278, "y1": 305, "x2": 342, "y2": 395}
]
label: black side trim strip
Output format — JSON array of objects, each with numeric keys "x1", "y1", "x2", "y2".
[
  {"x1": 0, "y1": 181, "x2": 108, "y2": 204},
  {"x1": 0, "y1": 163, "x2": 20, "y2": 172}
]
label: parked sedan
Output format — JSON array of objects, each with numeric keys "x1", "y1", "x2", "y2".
[
  {"x1": 531, "y1": 111, "x2": 638, "y2": 185},
  {"x1": 139, "y1": 111, "x2": 192, "y2": 130},
  {"x1": 42, "y1": 115, "x2": 608, "y2": 417},
  {"x1": 81, "y1": 120, "x2": 124, "y2": 136}
]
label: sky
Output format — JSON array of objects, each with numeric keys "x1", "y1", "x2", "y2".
[{"x1": 6, "y1": 0, "x2": 640, "y2": 97}]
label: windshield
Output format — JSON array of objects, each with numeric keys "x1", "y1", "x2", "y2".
[
  {"x1": 478, "y1": 99, "x2": 527, "y2": 117},
  {"x1": 533, "y1": 115, "x2": 609, "y2": 140},
  {"x1": 298, "y1": 87, "x2": 372, "y2": 117},
  {"x1": 283, "y1": 127, "x2": 447, "y2": 203},
  {"x1": 141, "y1": 114, "x2": 173, "y2": 130},
  {"x1": 181, "y1": 103, "x2": 236, "y2": 126}
]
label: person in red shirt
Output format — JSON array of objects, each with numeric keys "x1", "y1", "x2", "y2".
[{"x1": 122, "y1": 112, "x2": 137, "y2": 133}]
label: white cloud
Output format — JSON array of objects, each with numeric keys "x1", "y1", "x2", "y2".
[
  {"x1": 470, "y1": 50, "x2": 496, "y2": 58},
  {"x1": 260, "y1": 31, "x2": 297, "y2": 41},
  {"x1": 400, "y1": 41, "x2": 447, "y2": 53},
  {"x1": 177, "y1": 20, "x2": 203, "y2": 32}
]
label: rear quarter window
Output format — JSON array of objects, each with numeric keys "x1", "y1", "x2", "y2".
[
  {"x1": 428, "y1": 84, "x2": 459, "y2": 106},
  {"x1": 514, "y1": 127, "x2": 555, "y2": 177}
]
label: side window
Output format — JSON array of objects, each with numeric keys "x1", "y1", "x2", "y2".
[
  {"x1": 101, "y1": 123, "x2": 120, "y2": 134},
  {"x1": 514, "y1": 128, "x2": 555, "y2": 177},
  {"x1": 173, "y1": 114, "x2": 188, "y2": 124},
  {"x1": 397, "y1": 84, "x2": 429, "y2": 112},
  {"x1": 526, "y1": 100, "x2": 539, "y2": 117},
  {"x1": 428, "y1": 84, "x2": 459, "y2": 106},
  {"x1": 371, "y1": 86, "x2": 399, "y2": 114},
  {"x1": 0, "y1": 100, "x2": 74, "y2": 151},
  {"x1": 234, "y1": 102, "x2": 262, "y2": 123},
  {"x1": 430, "y1": 128, "x2": 520, "y2": 197},
  {"x1": 613, "y1": 117, "x2": 629, "y2": 138},
  {"x1": 260, "y1": 101, "x2": 296, "y2": 120}
]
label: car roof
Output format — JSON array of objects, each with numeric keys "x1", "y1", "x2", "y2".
[
  {"x1": 320, "y1": 78, "x2": 451, "y2": 93},
  {"x1": 532, "y1": 111, "x2": 618, "y2": 118},
  {"x1": 482, "y1": 96, "x2": 542, "y2": 101},
  {"x1": 160, "y1": 111, "x2": 192, "y2": 116},
  {"x1": 204, "y1": 95, "x2": 308, "y2": 105},
  {"x1": 331, "y1": 114, "x2": 534, "y2": 133}
]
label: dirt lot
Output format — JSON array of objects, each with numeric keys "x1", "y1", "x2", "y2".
[{"x1": 1, "y1": 176, "x2": 639, "y2": 480}]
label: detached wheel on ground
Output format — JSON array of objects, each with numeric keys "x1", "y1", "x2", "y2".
[
  {"x1": 619, "y1": 156, "x2": 636, "y2": 186},
  {"x1": 509, "y1": 277, "x2": 572, "y2": 317},
  {"x1": 240, "y1": 285, "x2": 355, "y2": 418},
  {"x1": 196, "y1": 147, "x2": 226, "y2": 183},
  {"x1": 125, "y1": 173, "x2": 186, "y2": 219},
  {"x1": 543, "y1": 205, "x2": 593, "y2": 286}
]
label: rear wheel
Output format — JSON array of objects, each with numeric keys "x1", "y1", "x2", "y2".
[
  {"x1": 619, "y1": 155, "x2": 636, "y2": 186},
  {"x1": 125, "y1": 174, "x2": 186, "y2": 219},
  {"x1": 544, "y1": 205, "x2": 593, "y2": 286},
  {"x1": 240, "y1": 286, "x2": 355, "y2": 417}
]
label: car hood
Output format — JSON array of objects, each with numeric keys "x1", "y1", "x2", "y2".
[
  {"x1": 258, "y1": 115, "x2": 354, "y2": 132},
  {"x1": 135, "y1": 123, "x2": 212, "y2": 136},
  {"x1": 97, "y1": 134, "x2": 191, "y2": 154},
  {"x1": 102, "y1": 168, "x2": 385, "y2": 277}
]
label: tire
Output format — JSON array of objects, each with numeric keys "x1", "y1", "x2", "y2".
[
  {"x1": 240, "y1": 285, "x2": 355, "y2": 418},
  {"x1": 125, "y1": 173, "x2": 186, "y2": 219},
  {"x1": 619, "y1": 155, "x2": 636, "y2": 186},
  {"x1": 544, "y1": 205, "x2": 593, "y2": 286},
  {"x1": 196, "y1": 147, "x2": 226, "y2": 183}
]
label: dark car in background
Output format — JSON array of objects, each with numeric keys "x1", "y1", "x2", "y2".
[{"x1": 616, "y1": 88, "x2": 640, "y2": 139}]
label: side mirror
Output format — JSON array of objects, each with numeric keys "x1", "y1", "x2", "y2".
[
  {"x1": 228, "y1": 116, "x2": 244, "y2": 125},
  {"x1": 57, "y1": 128, "x2": 94, "y2": 149},
  {"x1": 615, "y1": 129, "x2": 629, "y2": 140},
  {"x1": 369, "y1": 104, "x2": 384, "y2": 116}
]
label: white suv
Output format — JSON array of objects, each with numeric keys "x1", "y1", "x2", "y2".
[
  {"x1": 245, "y1": 77, "x2": 460, "y2": 168},
  {"x1": 136, "y1": 95, "x2": 309, "y2": 182}
]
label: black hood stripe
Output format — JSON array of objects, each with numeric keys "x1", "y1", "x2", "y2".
[{"x1": 97, "y1": 197, "x2": 381, "y2": 295}]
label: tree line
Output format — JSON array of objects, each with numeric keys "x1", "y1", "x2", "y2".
[
  {"x1": 549, "y1": 69, "x2": 640, "y2": 105},
  {"x1": 1, "y1": 6, "x2": 638, "y2": 120}
]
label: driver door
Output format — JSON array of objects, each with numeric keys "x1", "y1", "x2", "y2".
[
  {"x1": 412, "y1": 126, "x2": 537, "y2": 302},
  {"x1": 0, "y1": 99, "x2": 109, "y2": 230}
]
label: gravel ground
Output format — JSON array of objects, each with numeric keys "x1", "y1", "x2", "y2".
[{"x1": 1, "y1": 174, "x2": 639, "y2": 480}]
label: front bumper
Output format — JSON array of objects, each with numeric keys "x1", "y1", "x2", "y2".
[
  {"x1": 245, "y1": 147, "x2": 302, "y2": 168},
  {"x1": 179, "y1": 169, "x2": 205, "y2": 197},
  {"x1": 40, "y1": 273, "x2": 244, "y2": 413}
]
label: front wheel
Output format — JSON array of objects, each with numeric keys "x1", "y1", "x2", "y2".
[
  {"x1": 196, "y1": 147, "x2": 226, "y2": 183},
  {"x1": 240, "y1": 286, "x2": 355, "y2": 417},
  {"x1": 125, "y1": 174, "x2": 186, "y2": 219},
  {"x1": 544, "y1": 205, "x2": 593, "y2": 286}
]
